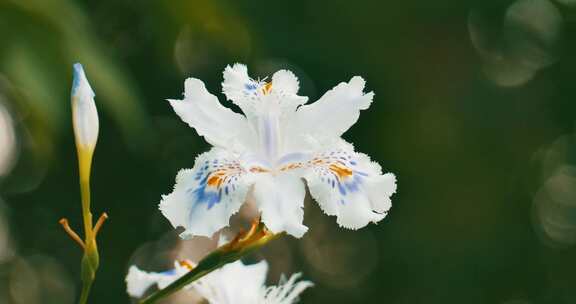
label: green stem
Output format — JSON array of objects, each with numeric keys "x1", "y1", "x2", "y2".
[
  {"x1": 78, "y1": 151, "x2": 94, "y2": 239},
  {"x1": 79, "y1": 280, "x2": 92, "y2": 304},
  {"x1": 139, "y1": 232, "x2": 282, "y2": 304},
  {"x1": 76, "y1": 148, "x2": 99, "y2": 304}
]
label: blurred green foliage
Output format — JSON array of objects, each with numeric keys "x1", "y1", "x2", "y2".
[{"x1": 1, "y1": 0, "x2": 576, "y2": 303}]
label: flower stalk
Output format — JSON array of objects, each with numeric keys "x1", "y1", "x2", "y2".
[
  {"x1": 59, "y1": 63, "x2": 108, "y2": 304},
  {"x1": 139, "y1": 219, "x2": 282, "y2": 304}
]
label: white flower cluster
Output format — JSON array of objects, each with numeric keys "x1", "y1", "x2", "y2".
[{"x1": 126, "y1": 259, "x2": 313, "y2": 304}]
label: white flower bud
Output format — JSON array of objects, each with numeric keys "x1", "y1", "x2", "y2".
[{"x1": 71, "y1": 63, "x2": 99, "y2": 152}]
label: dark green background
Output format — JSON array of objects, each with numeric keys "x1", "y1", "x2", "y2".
[{"x1": 1, "y1": 0, "x2": 576, "y2": 303}]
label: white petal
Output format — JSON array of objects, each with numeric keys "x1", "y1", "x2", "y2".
[
  {"x1": 263, "y1": 272, "x2": 313, "y2": 304},
  {"x1": 125, "y1": 262, "x2": 189, "y2": 298},
  {"x1": 252, "y1": 173, "x2": 308, "y2": 238},
  {"x1": 159, "y1": 148, "x2": 254, "y2": 238},
  {"x1": 157, "y1": 261, "x2": 191, "y2": 289},
  {"x1": 194, "y1": 260, "x2": 268, "y2": 304},
  {"x1": 222, "y1": 64, "x2": 307, "y2": 119},
  {"x1": 222, "y1": 63, "x2": 253, "y2": 102},
  {"x1": 271, "y1": 69, "x2": 308, "y2": 114},
  {"x1": 303, "y1": 141, "x2": 396, "y2": 229},
  {"x1": 71, "y1": 63, "x2": 99, "y2": 151},
  {"x1": 221, "y1": 63, "x2": 268, "y2": 122},
  {"x1": 168, "y1": 77, "x2": 254, "y2": 152},
  {"x1": 289, "y1": 76, "x2": 373, "y2": 147},
  {"x1": 271, "y1": 70, "x2": 299, "y2": 96},
  {"x1": 125, "y1": 261, "x2": 193, "y2": 298},
  {"x1": 125, "y1": 266, "x2": 159, "y2": 298}
]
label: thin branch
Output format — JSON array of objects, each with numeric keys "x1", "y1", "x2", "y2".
[
  {"x1": 59, "y1": 218, "x2": 85, "y2": 249},
  {"x1": 94, "y1": 212, "x2": 109, "y2": 236}
]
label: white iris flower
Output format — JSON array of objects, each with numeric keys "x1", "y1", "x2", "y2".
[
  {"x1": 126, "y1": 260, "x2": 313, "y2": 304},
  {"x1": 160, "y1": 64, "x2": 397, "y2": 238}
]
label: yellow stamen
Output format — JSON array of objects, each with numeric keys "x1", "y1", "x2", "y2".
[
  {"x1": 262, "y1": 82, "x2": 273, "y2": 94},
  {"x1": 329, "y1": 164, "x2": 353, "y2": 179},
  {"x1": 250, "y1": 167, "x2": 269, "y2": 173},
  {"x1": 178, "y1": 260, "x2": 195, "y2": 270}
]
